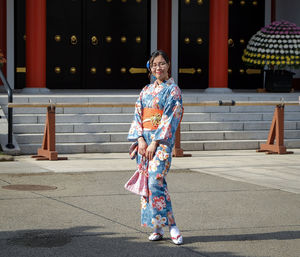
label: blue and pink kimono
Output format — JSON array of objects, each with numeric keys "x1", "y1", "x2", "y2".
[{"x1": 128, "y1": 77, "x2": 183, "y2": 228}]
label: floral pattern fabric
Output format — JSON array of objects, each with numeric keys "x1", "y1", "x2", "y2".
[{"x1": 128, "y1": 77, "x2": 183, "y2": 228}]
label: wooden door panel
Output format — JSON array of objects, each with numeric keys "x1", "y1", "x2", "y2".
[
  {"x1": 86, "y1": 0, "x2": 150, "y2": 89},
  {"x1": 178, "y1": 0, "x2": 209, "y2": 89},
  {"x1": 228, "y1": 0, "x2": 265, "y2": 89},
  {"x1": 46, "y1": 0, "x2": 82, "y2": 89}
]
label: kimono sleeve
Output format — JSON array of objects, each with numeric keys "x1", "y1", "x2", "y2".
[
  {"x1": 127, "y1": 88, "x2": 144, "y2": 141},
  {"x1": 153, "y1": 85, "x2": 183, "y2": 146}
]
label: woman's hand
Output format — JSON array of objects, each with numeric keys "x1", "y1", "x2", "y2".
[
  {"x1": 138, "y1": 137, "x2": 147, "y2": 157},
  {"x1": 146, "y1": 141, "x2": 159, "y2": 160}
]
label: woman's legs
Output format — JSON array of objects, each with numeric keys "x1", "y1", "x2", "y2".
[
  {"x1": 148, "y1": 144, "x2": 174, "y2": 226},
  {"x1": 139, "y1": 143, "x2": 182, "y2": 244},
  {"x1": 146, "y1": 174, "x2": 167, "y2": 241}
]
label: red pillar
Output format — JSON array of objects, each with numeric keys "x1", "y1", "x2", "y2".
[
  {"x1": 208, "y1": 0, "x2": 228, "y2": 88},
  {"x1": 26, "y1": 0, "x2": 46, "y2": 88},
  {"x1": 271, "y1": 0, "x2": 276, "y2": 22},
  {"x1": 0, "y1": 0, "x2": 6, "y2": 85},
  {"x1": 157, "y1": 0, "x2": 172, "y2": 58},
  {"x1": 157, "y1": 0, "x2": 186, "y2": 157}
]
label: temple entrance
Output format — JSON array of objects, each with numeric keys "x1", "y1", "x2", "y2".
[
  {"x1": 15, "y1": 0, "x2": 151, "y2": 89},
  {"x1": 15, "y1": 0, "x2": 265, "y2": 90}
]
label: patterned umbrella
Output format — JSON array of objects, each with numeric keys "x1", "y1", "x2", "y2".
[{"x1": 242, "y1": 20, "x2": 300, "y2": 70}]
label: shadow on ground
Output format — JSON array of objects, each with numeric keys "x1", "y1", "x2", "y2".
[
  {"x1": 184, "y1": 230, "x2": 300, "y2": 244},
  {"x1": 0, "y1": 226, "x2": 258, "y2": 257}
]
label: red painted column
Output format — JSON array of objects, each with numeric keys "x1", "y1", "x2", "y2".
[
  {"x1": 271, "y1": 0, "x2": 276, "y2": 22},
  {"x1": 26, "y1": 0, "x2": 46, "y2": 88},
  {"x1": 157, "y1": 0, "x2": 186, "y2": 157},
  {"x1": 0, "y1": 0, "x2": 7, "y2": 85},
  {"x1": 157, "y1": 0, "x2": 172, "y2": 59},
  {"x1": 208, "y1": 0, "x2": 228, "y2": 88}
]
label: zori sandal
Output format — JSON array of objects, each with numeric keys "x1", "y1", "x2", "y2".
[
  {"x1": 148, "y1": 232, "x2": 164, "y2": 241},
  {"x1": 171, "y1": 234, "x2": 183, "y2": 245}
]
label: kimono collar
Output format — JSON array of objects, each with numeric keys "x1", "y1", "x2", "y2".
[{"x1": 154, "y1": 77, "x2": 175, "y2": 87}]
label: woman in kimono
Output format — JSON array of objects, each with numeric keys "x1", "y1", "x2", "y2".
[{"x1": 128, "y1": 50, "x2": 183, "y2": 245}]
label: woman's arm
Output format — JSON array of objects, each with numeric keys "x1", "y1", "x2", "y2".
[
  {"x1": 128, "y1": 88, "x2": 146, "y2": 142},
  {"x1": 153, "y1": 85, "x2": 183, "y2": 146}
]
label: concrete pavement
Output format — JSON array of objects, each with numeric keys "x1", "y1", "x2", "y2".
[
  {"x1": 0, "y1": 149, "x2": 300, "y2": 256},
  {"x1": 1, "y1": 149, "x2": 300, "y2": 194}
]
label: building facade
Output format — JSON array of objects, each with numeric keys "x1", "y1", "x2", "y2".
[{"x1": 0, "y1": 0, "x2": 299, "y2": 91}]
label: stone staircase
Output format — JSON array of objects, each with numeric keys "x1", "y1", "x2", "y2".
[{"x1": 1, "y1": 91, "x2": 300, "y2": 154}]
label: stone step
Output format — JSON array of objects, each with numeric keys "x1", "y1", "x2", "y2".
[
  {"x1": 187, "y1": 121, "x2": 300, "y2": 131},
  {"x1": 13, "y1": 119, "x2": 300, "y2": 135},
  {"x1": 13, "y1": 123, "x2": 132, "y2": 134},
  {"x1": 13, "y1": 123, "x2": 74, "y2": 133},
  {"x1": 19, "y1": 142, "x2": 132, "y2": 155},
  {"x1": 13, "y1": 113, "x2": 134, "y2": 123},
  {"x1": 15, "y1": 129, "x2": 300, "y2": 144},
  {"x1": 1, "y1": 92, "x2": 299, "y2": 106},
  {"x1": 208, "y1": 112, "x2": 300, "y2": 122},
  {"x1": 183, "y1": 130, "x2": 300, "y2": 141},
  {"x1": 2, "y1": 92, "x2": 300, "y2": 155},
  {"x1": 0, "y1": 95, "x2": 139, "y2": 105},
  {"x1": 3, "y1": 106, "x2": 135, "y2": 115},
  {"x1": 181, "y1": 139, "x2": 300, "y2": 151},
  {"x1": 183, "y1": 105, "x2": 300, "y2": 113},
  {"x1": 13, "y1": 114, "x2": 100, "y2": 124},
  {"x1": 15, "y1": 132, "x2": 131, "y2": 144},
  {"x1": 18, "y1": 138, "x2": 300, "y2": 155},
  {"x1": 15, "y1": 133, "x2": 110, "y2": 144},
  {"x1": 223, "y1": 130, "x2": 300, "y2": 140},
  {"x1": 10, "y1": 110, "x2": 300, "y2": 123},
  {"x1": 242, "y1": 121, "x2": 300, "y2": 130},
  {"x1": 5, "y1": 104, "x2": 300, "y2": 116}
]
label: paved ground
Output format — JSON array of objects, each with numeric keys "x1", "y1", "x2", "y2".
[{"x1": 0, "y1": 150, "x2": 300, "y2": 257}]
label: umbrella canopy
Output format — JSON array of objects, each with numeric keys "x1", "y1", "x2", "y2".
[{"x1": 242, "y1": 20, "x2": 300, "y2": 70}]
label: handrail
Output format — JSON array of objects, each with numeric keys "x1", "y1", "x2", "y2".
[
  {"x1": 0, "y1": 68, "x2": 14, "y2": 148},
  {"x1": 7, "y1": 100, "x2": 300, "y2": 108}
]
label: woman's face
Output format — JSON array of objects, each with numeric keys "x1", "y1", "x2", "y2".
[{"x1": 151, "y1": 55, "x2": 169, "y2": 82}]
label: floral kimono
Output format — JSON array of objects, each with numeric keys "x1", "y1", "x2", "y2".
[{"x1": 128, "y1": 77, "x2": 183, "y2": 228}]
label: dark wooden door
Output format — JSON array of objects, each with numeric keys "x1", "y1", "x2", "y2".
[
  {"x1": 178, "y1": 0, "x2": 265, "y2": 90},
  {"x1": 178, "y1": 0, "x2": 209, "y2": 89},
  {"x1": 228, "y1": 0, "x2": 265, "y2": 89},
  {"x1": 47, "y1": 0, "x2": 83, "y2": 89},
  {"x1": 85, "y1": 0, "x2": 150, "y2": 89},
  {"x1": 46, "y1": 0, "x2": 150, "y2": 89}
]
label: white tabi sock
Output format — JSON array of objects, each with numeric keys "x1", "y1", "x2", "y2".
[
  {"x1": 169, "y1": 226, "x2": 180, "y2": 238},
  {"x1": 169, "y1": 226, "x2": 183, "y2": 245},
  {"x1": 154, "y1": 227, "x2": 164, "y2": 235}
]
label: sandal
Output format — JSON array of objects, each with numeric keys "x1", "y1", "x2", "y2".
[
  {"x1": 171, "y1": 234, "x2": 183, "y2": 245},
  {"x1": 148, "y1": 232, "x2": 164, "y2": 241}
]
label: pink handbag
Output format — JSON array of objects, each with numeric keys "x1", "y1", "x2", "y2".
[{"x1": 124, "y1": 157, "x2": 149, "y2": 197}]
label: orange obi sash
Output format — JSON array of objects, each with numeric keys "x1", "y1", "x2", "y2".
[{"x1": 142, "y1": 108, "x2": 163, "y2": 130}]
